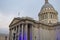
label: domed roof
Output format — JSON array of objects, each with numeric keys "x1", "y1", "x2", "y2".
[
  {"x1": 41, "y1": 3, "x2": 54, "y2": 10},
  {"x1": 42, "y1": 0, "x2": 54, "y2": 9},
  {"x1": 39, "y1": 0, "x2": 57, "y2": 14}
]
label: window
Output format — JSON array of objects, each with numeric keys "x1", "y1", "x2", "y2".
[
  {"x1": 44, "y1": 13, "x2": 48, "y2": 19},
  {"x1": 49, "y1": 12, "x2": 53, "y2": 19},
  {"x1": 50, "y1": 12, "x2": 53, "y2": 19},
  {"x1": 46, "y1": 8, "x2": 47, "y2": 10},
  {"x1": 51, "y1": 14, "x2": 53, "y2": 18},
  {"x1": 44, "y1": 14, "x2": 46, "y2": 19},
  {"x1": 49, "y1": 8, "x2": 50, "y2": 9},
  {"x1": 42, "y1": 14, "x2": 44, "y2": 20}
]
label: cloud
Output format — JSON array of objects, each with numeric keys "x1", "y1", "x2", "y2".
[
  {"x1": 0, "y1": 12, "x2": 8, "y2": 33},
  {"x1": 0, "y1": 11, "x2": 15, "y2": 34}
]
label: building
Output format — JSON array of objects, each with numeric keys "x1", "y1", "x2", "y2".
[
  {"x1": 0, "y1": 34, "x2": 9, "y2": 40},
  {"x1": 9, "y1": 0, "x2": 60, "y2": 40}
]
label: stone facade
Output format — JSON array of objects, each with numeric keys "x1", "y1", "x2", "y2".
[{"x1": 9, "y1": 0, "x2": 60, "y2": 40}]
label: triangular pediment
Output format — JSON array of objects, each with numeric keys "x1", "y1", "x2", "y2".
[{"x1": 9, "y1": 18, "x2": 20, "y2": 27}]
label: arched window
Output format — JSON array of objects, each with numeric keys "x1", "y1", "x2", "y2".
[
  {"x1": 50, "y1": 12, "x2": 53, "y2": 19},
  {"x1": 44, "y1": 13, "x2": 47, "y2": 19},
  {"x1": 44, "y1": 13, "x2": 48, "y2": 19},
  {"x1": 51, "y1": 14, "x2": 53, "y2": 18}
]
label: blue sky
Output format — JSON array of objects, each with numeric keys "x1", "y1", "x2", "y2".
[{"x1": 0, "y1": 0, "x2": 60, "y2": 34}]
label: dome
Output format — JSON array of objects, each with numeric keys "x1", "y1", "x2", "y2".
[
  {"x1": 41, "y1": 3, "x2": 54, "y2": 10},
  {"x1": 39, "y1": 0, "x2": 57, "y2": 14},
  {"x1": 38, "y1": 0, "x2": 58, "y2": 24}
]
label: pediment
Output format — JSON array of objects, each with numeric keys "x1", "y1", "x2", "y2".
[{"x1": 9, "y1": 18, "x2": 20, "y2": 27}]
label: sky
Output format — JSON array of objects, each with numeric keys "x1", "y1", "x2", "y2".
[{"x1": 0, "y1": 0, "x2": 60, "y2": 34}]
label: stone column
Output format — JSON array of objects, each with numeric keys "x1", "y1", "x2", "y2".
[
  {"x1": 32, "y1": 25, "x2": 35, "y2": 40},
  {"x1": 22, "y1": 24, "x2": 23, "y2": 40},
  {"x1": 17, "y1": 25, "x2": 19, "y2": 40},
  {"x1": 14, "y1": 27, "x2": 16, "y2": 40},
  {"x1": 9, "y1": 29, "x2": 11, "y2": 40},
  {"x1": 25, "y1": 24, "x2": 28, "y2": 40},
  {"x1": 14, "y1": 26, "x2": 17, "y2": 40},
  {"x1": 38, "y1": 27, "x2": 40, "y2": 40},
  {"x1": 10, "y1": 29, "x2": 13, "y2": 40},
  {"x1": 19, "y1": 24, "x2": 21, "y2": 40},
  {"x1": 30, "y1": 24, "x2": 32, "y2": 40}
]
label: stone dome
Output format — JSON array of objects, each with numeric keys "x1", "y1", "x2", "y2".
[
  {"x1": 41, "y1": 3, "x2": 54, "y2": 10},
  {"x1": 39, "y1": 0, "x2": 57, "y2": 14}
]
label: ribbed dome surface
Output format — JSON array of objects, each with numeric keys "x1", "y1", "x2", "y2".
[
  {"x1": 40, "y1": 2, "x2": 56, "y2": 12},
  {"x1": 38, "y1": 0, "x2": 58, "y2": 15},
  {"x1": 39, "y1": 2, "x2": 57, "y2": 14},
  {"x1": 41, "y1": 3, "x2": 54, "y2": 10}
]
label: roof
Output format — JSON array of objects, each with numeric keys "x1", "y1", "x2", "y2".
[
  {"x1": 9, "y1": 17, "x2": 38, "y2": 27},
  {"x1": 41, "y1": 3, "x2": 54, "y2": 10},
  {"x1": 39, "y1": 0, "x2": 57, "y2": 14},
  {"x1": 9, "y1": 17, "x2": 60, "y2": 27}
]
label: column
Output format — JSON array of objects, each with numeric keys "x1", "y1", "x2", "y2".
[
  {"x1": 16, "y1": 25, "x2": 19, "y2": 40},
  {"x1": 22, "y1": 24, "x2": 23, "y2": 40},
  {"x1": 10, "y1": 29, "x2": 13, "y2": 40},
  {"x1": 28, "y1": 24, "x2": 33, "y2": 40},
  {"x1": 19, "y1": 24, "x2": 23, "y2": 40},
  {"x1": 9, "y1": 29, "x2": 11, "y2": 40},
  {"x1": 18, "y1": 25, "x2": 20, "y2": 40},
  {"x1": 38, "y1": 27, "x2": 40, "y2": 40},
  {"x1": 30, "y1": 24, "x2": 32, "y2": 40},
  {"x1": 25, "y1": 24, "x2": 28, "y2": 40},
  {"x1": 15, "y1": 26, "x2": 17, "y2": 40}
]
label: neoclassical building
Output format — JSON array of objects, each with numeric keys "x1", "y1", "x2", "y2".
[{"x1": 9, "y1": 0, "x2": 60, "y2": 40}]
